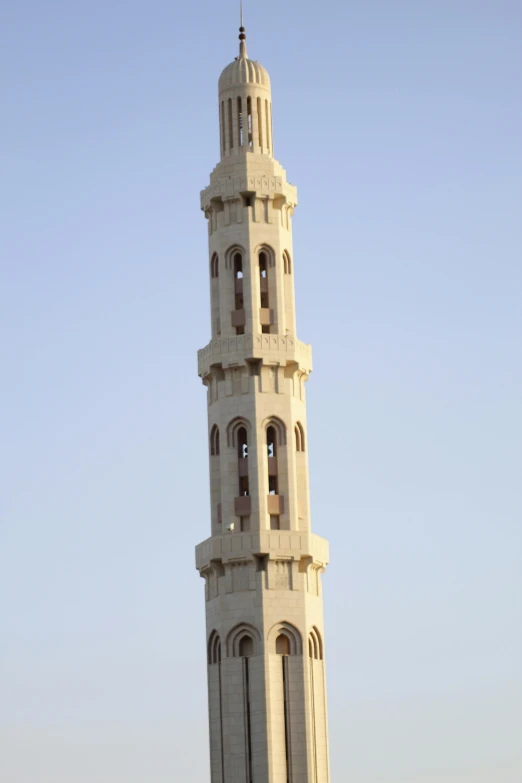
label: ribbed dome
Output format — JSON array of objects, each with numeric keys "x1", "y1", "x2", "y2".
[{"x1": 219, "y1": 56, "x2": 271, "y2": 92}]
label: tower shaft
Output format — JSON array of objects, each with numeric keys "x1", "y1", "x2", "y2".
[{"x1": 196, "y1": 28, "x2": 330, "y2": 783}]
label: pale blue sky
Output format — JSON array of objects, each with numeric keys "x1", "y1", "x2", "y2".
[{"x1": 1, "y1": 1, "x2": 521, "y2": 781}]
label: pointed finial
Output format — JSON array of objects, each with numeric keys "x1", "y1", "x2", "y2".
[{"x1": 239, "y1": 0, "x2": 248, "y2": 58}]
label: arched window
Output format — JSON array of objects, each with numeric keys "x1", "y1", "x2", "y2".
[
  {"x1": 232, "y1": 251, "x2": 245, "y2": 335},
  {"x1": 227, "y1": 623, "x2": 261, "y2": 657},
  {"x1": 283, "y1": 250, "x2": 292, "y2": 274},
  {"x1": 246, "y1": 96, "x2": 253, "y2": 147},
  {"x1": 208, "y1": 631, "x2": 222, "y2": 665},
  {"x1": 257, "y1": 97, "x2": 263, "y2": 150},
  {"x1": 228, "y1": 98, "x2": 233, "y2": 149},
  {"x1": 267, "y1": 425, "x2": 278, "y2": 496},
  {"x1": 237, "y1": 97, "x2": 243, "y2": 146},
  {"x1": 211, "y1": 253, "x2": 219, "y2": 278},
  {"x1": 309, "y1": 627, "x2": 323, "y2": 660},
  {"x1": 295, "y1": 422, "x2": 305, "y2": 452},
  {"x1": 232, "y1": 423, "x2": 250, "y2": 529},
  {"x1": 268, "y1": 622, "x2": 302, "y2": 655},
  {"x1": 226, "y1": 417, "x2": 251, "y2": 449},
  {"x1": 265, "y1": 98, "x2": 270, "y2": 154},
  {"x1": 237, "y1": 426, "x2": 249, "y2": 497},
  {"x1": 210, "y1": 425, "x2": 220, "y2": 456}
]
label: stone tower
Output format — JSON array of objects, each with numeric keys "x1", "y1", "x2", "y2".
[{"x1": 196, "y1": 23, "x2": 330, "y2": 783}]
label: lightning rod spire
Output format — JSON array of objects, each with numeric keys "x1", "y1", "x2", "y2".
[{"x1": 239, "y1": 0, "x2": 248, "y2": 58}]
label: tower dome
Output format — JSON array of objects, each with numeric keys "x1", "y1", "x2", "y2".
[
  {"x1": 218, "y1": 56, "x2": 270, "y2": 92},
  {"x1": 216, "y1": 24, "x2": 274, "y2": 158},
  {"x1": 218, "y1": 26, "x2": 271, "y2": 93}
]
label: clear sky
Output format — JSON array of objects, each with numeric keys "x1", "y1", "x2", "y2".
[{"x1": 1, "y1": 1, "x2": 521, "y2": 781}]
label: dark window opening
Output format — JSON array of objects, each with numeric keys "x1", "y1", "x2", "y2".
[
  {"x1": 237, "y1": 97, "x2": 243, "y2": 147},
  {"x1": 267, "y1": 426, "x2": 276, "y2": 458},
  {"x1": 228, "y1": 98, "x2": 233, "y2": 149},
  {"x1": 247, "y1": 97, "x2": 253, "y2": 147},
  {"x1": 237, "y1": 427, "x2": 248, "y2": 459},
  {"x1": 239, "y1": 476, "x2": 250, "y2": 496},
  {"x1": 234, "y1": 253, "x2": 243, "y2": 279},
  {"x1": 239, "y1": 635, "x2": 254, "y2": 657},
  {"x1": 276, "y1": 634, "x2": 290, "y2": 655}
]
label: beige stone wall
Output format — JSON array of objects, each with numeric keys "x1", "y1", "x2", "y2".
[{"x1": 196, "y1": 41, "x2": 330, "y2": 783}]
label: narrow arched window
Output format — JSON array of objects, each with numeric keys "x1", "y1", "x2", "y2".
[
  {"x1": 265, "y1": 98, "x2": 269, "y2": 144},
  {"x1": 257, "y1": 97, "x2": 263, "y2": 150},
  {"x1": 309, "y1": 627, "x2": 323, "y2": 660},
  {"x1": 283, "y1": 250, "x2": 292, "y2": 275},
  {"x1": 211, "y1": 253, "x2": 219, "y2": 278},
  {"x1": 208, "y1": 631, "x2": 222, "y2": 664},
  {"x1": 228, "y1": 98, "x2": 233, "y2": 149},
  {"x1": 267, "y1": 426, "x2": 278, "y2": 498},
  {"x1": 239, "y1": 635, "x2": 254, "y2": 658},
  {"x1": 233, "y1": 252, "x2": 245, "y2": 335},
  {"x1": 237, "y1": 97, "x2": 243, "y2": 146},
  {"x1": 210, "y1": 425, "x2": 220, "y2": 456},
  {"x1": 247, "y1": 96, "x2": 253, "y2": 147},
  {"x1": 237, "y1": 426, "x2": 249, "y2": 499},
  {"x1": 295, "y1": 422, "x2": 305, "y2": 452},
  {"x1": 259, "y1": 251, "x2": 270, "y2": 334}
]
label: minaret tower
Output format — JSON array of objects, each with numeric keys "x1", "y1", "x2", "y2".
[{"x1": 196, "y1": 22, "x2": 330, "y2": 783}]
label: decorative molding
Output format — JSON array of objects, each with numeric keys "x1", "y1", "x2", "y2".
[
  {"x1": 201, "y1": 175, "x2": 298, "y2": 213},
  {"x1": 198, "y1": 334, "x2": 312, "y2": 378}
]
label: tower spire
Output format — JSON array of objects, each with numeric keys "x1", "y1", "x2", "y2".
[{"x1": 239, "y1": 0, "x2": 247, "y2": 58}]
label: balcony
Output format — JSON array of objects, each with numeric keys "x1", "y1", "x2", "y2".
[
  {"x1": 259, "y1": 308, "x2": 273, "y2": 327},
  {"x1": 260, "y1": 277, "x2": 269, "y2": 293},
  {"x1": 267, "y1": 494, "x2": 284, "y2": 516},
  {"x1": 235, "y1": 278, "x2": 244, "y2": 294},
  {"x1": 238, "y1": 457, "x2": 249, "y2": 477},
  {"x1": 231, "y1": 309, "x2": 246, "y2": 327},
  {"x1": 235, "y1": 495, "x2": 252, "y2": 517},
  {"x1": 267, "y1": 457, "x2": 278, "y2": 476}
]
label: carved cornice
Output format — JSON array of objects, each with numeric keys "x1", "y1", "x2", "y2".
[
  {"x1": 201, "y1": 175, "x2": 298, "y2": 212},
  {"x1": 195, "y1": 531, "x2": 329, "y2": 573},
  {"x1": 197, "y1": 333, "x2": 312, "y2": 378}
]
